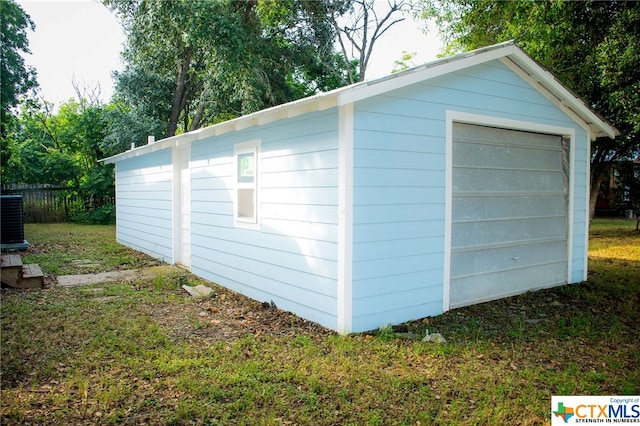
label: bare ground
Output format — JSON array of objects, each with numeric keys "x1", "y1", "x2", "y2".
[
  {"x1": 43, "y1": 265, "x2": 334, "y2": 345},
  {"x1": 148, "y1": 288, "x2": 334, "y2": 346}
]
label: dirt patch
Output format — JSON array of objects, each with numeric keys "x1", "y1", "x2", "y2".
[{"x1": 149, "y1": 282, "x2": 333, "y2": 345}]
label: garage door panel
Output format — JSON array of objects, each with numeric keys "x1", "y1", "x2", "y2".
[
  {"x1": 451, "y1": 239, "x2": 567, "y2": 279},
  {"x1": 453, "y1": 168, "x2": 565, "y2": 193},
  {"x1": 450, "y1": 123, "x2": 567, "y2": 309},
  {"x1": 452, "y1": 216, "x2": 567, "y2": 249},
  {"x1": 453, "y1": 123, "x2": 562, "y2": 150},
  {"x1": 453, "y1": 142, "x2": 563, "y2": 171},
  {"x1": 450, "y1": 260, "x2": 568, "y2": 309},
  {"x1": 453, "y1": 194, "x2": 566, "y2": 221}
]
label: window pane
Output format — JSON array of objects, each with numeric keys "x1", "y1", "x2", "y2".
[
  {"x1": 238, "y1": 152, "x2": 255, "y2": 183},
  {"x1": 237, "y1": 188, "x2": 255, "y2": 219}
]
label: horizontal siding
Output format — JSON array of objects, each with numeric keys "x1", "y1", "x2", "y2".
[
  {"x1": 353, "y1": 219, "x2": 442, "y2": 243},
  {"x1": 350, "y1": 84, "x2": 448, "y2": 331},
  {"x1": 350, "y1": 59, "x2": 590, "y2": 331},
  {"x1": 353, "y1": 253, "x2": 444, "y2": 282},
  {"x1": 354, "y1": 300, "x2": 444, "y2": 333},
  {"x1": 115, "y1": 150, "x2": 173, "y2": 262},
  {"x1": 191, "y1": 233, "x2": 337, "y2": 287},
  {"x1": 189, "y1": 108, "x2": 340, "y2": 330}
]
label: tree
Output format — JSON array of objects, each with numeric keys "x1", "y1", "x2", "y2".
[
  {"x1": 1, "y1": 0, "x2": 38, "y2": 186},
  {"x1": 329, "y1": 0, "x2": 413, "y2": 83},
  {"x1": 102, "y1": 99, "x2": 165, "y2": 156},
  {"x1": 7, "y1": 97, "x2": 115, "y2": 222},
  {"x1": 418, "y1": 0, "x2": 640, "y2": 219},
  {"x1": 0, "y1": 0, "x2": 38, "y2": 131},
  {"x1": 8, "y1": 100, "x2": 82, "y2": 187},
  {"x1": 104, "y1": 0, "x2": 346, "y2": 144}
]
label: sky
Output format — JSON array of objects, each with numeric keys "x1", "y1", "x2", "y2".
[{"x1": 18, "y1": 0, "x2": 443, "y2": 107}]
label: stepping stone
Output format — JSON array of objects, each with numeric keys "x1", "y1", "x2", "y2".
[{"x1": 57, "y1": 270, "x2": 140, "y2": 287}]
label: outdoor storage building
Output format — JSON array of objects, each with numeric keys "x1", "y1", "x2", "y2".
[{"x1": 103, "y1": 41, "x2": 618, "y2": 333}]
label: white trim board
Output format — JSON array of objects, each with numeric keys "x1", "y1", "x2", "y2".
[
  {"x1": 337, "y1": 44, "x2": 515, "y2": 106},
  {"x1": 233, "y1": 139, "x2": 262, "y2": 231},
  {"x1": 584, "y1": 132, "x2": 593, "y2": 282},
  {"x1": 172, "y1": 144, "x2": 191, "y2": 267},
  {"x1": 337, "y1": 104, "x2": 354, "y2": 333}
]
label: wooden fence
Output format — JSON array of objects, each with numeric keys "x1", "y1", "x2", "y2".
[{"x1": 2, "y1": 185, "x2": 88, "y2": 223}]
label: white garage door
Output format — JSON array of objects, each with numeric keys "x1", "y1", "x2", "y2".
[{"x1": 450, "y1": 123, "x2": 568, "y2": 309}]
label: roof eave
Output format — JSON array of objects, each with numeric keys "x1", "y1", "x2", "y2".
[
  {"x1": 102, "y1": 40, "x2": 619, "y2": 165},
  {"x1": 499, "y1": 49, "x2": 619, "y2": 140},
  {"x1": 101, "y1": 90, "x2": 341, "y2": 164}
]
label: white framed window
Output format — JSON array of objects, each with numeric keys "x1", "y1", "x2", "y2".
[{"x1": 234, "y1": 140, "x2": 261, "y2": 229}]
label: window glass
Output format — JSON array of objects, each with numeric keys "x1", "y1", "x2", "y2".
[
  {"x1": 234, "y1": 141, "x2": 260, "y2": 227},
  {"x1": 238, "y1": 152, "x2": 255, "y2": 183},
  {"x1": 237, "y1": 188, "x2": 255, "y2": 219}
]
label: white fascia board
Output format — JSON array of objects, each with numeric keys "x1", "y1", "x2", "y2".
[
  {"x1": 337, "y1": 44, "x2": 519, "y2": 106},
  {"x1": 103, "y1": 93, "x2": 340, "y2": 164},
  {"x1": 102, "y1": 138, "x2": 178, "y2": 164},
  {"x1": 195, "y1": 92, "x2": 339, "y2": 141},
  {"x1": 501, "y1": 53, "x2": 619, "y2": 140}
]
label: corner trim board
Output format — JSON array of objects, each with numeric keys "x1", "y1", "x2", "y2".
[{"x1": 337, "y1": 104, "x2": 354, "y2": 333}]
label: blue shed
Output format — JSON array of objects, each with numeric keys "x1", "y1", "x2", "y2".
[{"x1": 103, "y1": 42, "x2": 617, "y2": 333}]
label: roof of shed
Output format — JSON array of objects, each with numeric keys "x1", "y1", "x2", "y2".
[{"x1": 103, "y1": 40, "x2": 618, "y2": 164}]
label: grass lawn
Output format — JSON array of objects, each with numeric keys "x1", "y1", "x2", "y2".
[{"x1": 1, "y1": 220, "x2": 638, "y2": 425}]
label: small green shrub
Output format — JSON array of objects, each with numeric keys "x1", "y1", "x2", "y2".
[{"x1": 72, "y1": 203, "x2": 116, "y2": 225}]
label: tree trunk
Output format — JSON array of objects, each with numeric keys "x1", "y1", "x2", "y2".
[
  {"x1": 167, "y1": 46, "x2": 193, "y2": 137},
  {"x1": 589, "y1": 161, "x2": 610, "y2": 222},
  {"x1": 189, "y1": 101, "x2": 206, "y2": 131},
  {"x1": 589, "y1": 179, "x2": 601, "y2": 223}
]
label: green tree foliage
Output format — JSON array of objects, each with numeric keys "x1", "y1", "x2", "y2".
[
  {"x1": 7, "y1": 99, "x2": 115, "y2": 223},
  {"x1": 419, "y1": 0, "x2": 640, "y2": 218},
  {"x1": 1, "y1": 0, "x2": 38, "y2": 185},
  {"x1": 392, "y1": 51, "x2": 417, "y2": 73},
  {"x1": 0, "y1": 0, "x2": 38, "y2": 131},
  {"x1": 101, "y1": 100, "x2": 165, "y2": 156},
  {"x1": 104, "y1": 0, "x2": 348, "y2": 147}
]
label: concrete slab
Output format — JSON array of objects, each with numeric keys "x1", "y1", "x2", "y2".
[
  {"x1": 56, "y1": 265, "x2": 180, "y2": 288},
  {"x1": 57, "y1": 270, "x2": 140, "y2": 287}
]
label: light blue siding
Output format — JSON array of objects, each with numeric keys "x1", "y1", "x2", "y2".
[
  {"x1": 115, "y1": 150, "x2": 173, "y2": 262},
  {"x1": 189, "y1": 109, "x2": 340, "y2": 330},
  {"x1": 350, "y1": 59, "x2": 590, "y2": 331},
  {"x1": 351, "y1": 104, "x2": 447, "y2": 331},
  {"x1": 569, "y1": 126, "x2": 589, "y2": 282}
]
